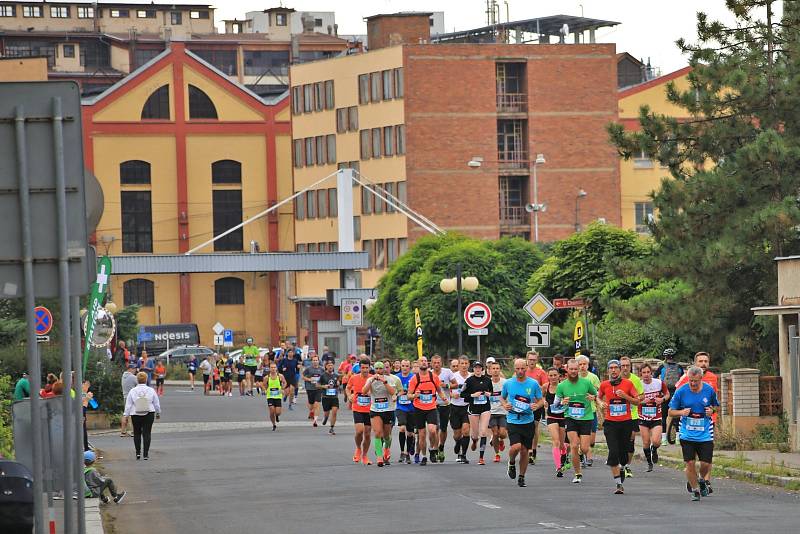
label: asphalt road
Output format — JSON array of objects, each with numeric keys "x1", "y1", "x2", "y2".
[{"x1": 92, "y1": 385, "x2": 800, "y2": 534}]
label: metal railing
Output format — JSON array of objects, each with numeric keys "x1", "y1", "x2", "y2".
[
  {"x1": 498, "y1": 149, "x2": 529, "y2": 170},
  {"x1": 500, "y1": 205, "x2": 529, "y2": 226},
  {"x1": 497, "y1": 93, "x2": 527, "y2": 113}
]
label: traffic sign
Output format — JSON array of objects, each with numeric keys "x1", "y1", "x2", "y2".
[
  {"x1": 527, "y1": 323, "x2": 551, "y2": 347},
  {"x1": 341, "y1": 298, "x2": 363, "y2": 327},
  {"x1": 212, "y1": 322, "x2": 225, "y2": 335},
  {"x1": 213, "y1": 334, "x2": 224, "y2": 346},
  {"x1": 553, "y1": 298, "x2": 587, "y2": 309},
  {"x1": 464, "y1": 301, "x2": 492, "y2": 329},
  {"x1": 33, "y1": 306, "x2": 53, "y2": 336},
  {"x1": 524, "y1": 293, "x2": 554, "y2": 323},
  {"x1": 36, "y1": 335, "x2": 49, "y2": 343},
  {"x1": 468, "y1": 328, "x2": 488, "y2": 336},
  {"x1": 223, "y1": 329, "x2": 234, "y2": 347}
]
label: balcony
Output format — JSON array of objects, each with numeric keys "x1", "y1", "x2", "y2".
[
  {"x1": 498, "y1": 150, "x2": 529, "y2": 171},
  {"x1": 497, "y1": 93, "x2": 527, "y2": 113},
  {"x1": 500, "y1": 205, "x2": 529, "y2": 226}
]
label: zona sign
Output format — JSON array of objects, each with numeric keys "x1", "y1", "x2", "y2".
[{"x1": 464, "y1": 301, "x2": 492, "y2": 330}]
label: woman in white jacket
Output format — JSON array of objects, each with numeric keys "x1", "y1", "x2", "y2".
[{"x1": 124, "y1": 372, "x2": 161, "y2": 460}]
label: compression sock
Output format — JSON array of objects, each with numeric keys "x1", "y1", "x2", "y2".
[
  {"x1": 373, "y1": 438, "x2": 383, "y2": 459},
  {"x1": 439, "y1": 444, "x2": 444, "y2": 453},
  {"x1": 384, "y1": 435, "x2": 392, "y2": 450},
  {"x1": 407, "y1": 434, "x2": 415, "y2": 456},
  {"x1": 399, "y1": 432, "x2": 406, "y2": 452},
  {"x1": 552, "y1": 447, "x2": 562, "y2": 469},
  {"x1": 643, "y1": 447, "x2": 652, "y2": 464},
  {"x1": 479, "y1": 437, "x2": 487, "y2": 458},
  {"x1": 461, "y1": 436, "x2": 470, "y2": 455},
  {"x1": 531, "y1": 448, "x2": 537, "y2": 459}
]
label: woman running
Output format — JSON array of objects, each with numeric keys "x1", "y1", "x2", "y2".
[
  {"x1": 639, "y1": 363, "x2": 670, "y2": 471},
  {"x1": 545, "y1": 367, "x2": 568, "y2": 477},
  {"x1": 462, "y1": 361, "x2": 493, "y2": 465},
  {"x1": 364, "y1": 361, "x2": 398, "y2": 467}
]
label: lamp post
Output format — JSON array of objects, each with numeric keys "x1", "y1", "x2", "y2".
[
  {"x1": 365, "y1": 291, "x2": 378, "y2": 356},
  {"x1": 531, "y1": 153, "x2": 546, "y2": 242},
  {"x1": 440, "y1": 264, "x2": 479, "y2": 355},
  {"x1": 575, "y1": 189, "x2": 587, "y2": 232}
]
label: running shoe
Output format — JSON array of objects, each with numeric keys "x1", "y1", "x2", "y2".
[
  {"x1": 272, "y1": 424, "x2": 277, "y2": 431},
  {"x1": 499, "y1": 441, "x2": 505, "y2": 452},
  {"x1": 556, "y1": 468, "x2": 564, "y2": 478},
  {"x1": 624, "y1": 466, "x2": 633, "y2": 479},
  {"x1": 322, "y1": 415, "x2": 329, "y2": 426},
  {"x1": 377, "y1": 460, "x2": 384, "y2": 467},
  {"x1": 517, "y1": 475, "x2": 526, "y2": 487},
  {"x1": 478, "y1": 457, "x2": 485, "y2": 465},
  {"x1": 699, "y1": 479, "x2": 709, "y2": 497},
  {"x1": 438, "y1": 451, "x2": 446, "y2": 463},
  {"x1": 455, "y1": 456, "x2": 464, "y2": 464},
  {"x1": 651, "y1": 447, "x2": 659, "y2": 464},
  {"x1": 614, "y1": 484, "x2": 624, "y2": 495},
  {"x1": 353, "y1": 450, "x2": 361, "y2": 463},
  {"x1": 563, "y1": 458, "x2": 572, "y2": 471},
  {"x1": 313, "y1": 421, "x2": 318, "y2": 427},
  {"x1": 705, "y1": 480, "x2": 713, "y2": 494},
  {"x1": 691, "y1": 490, "x2": 701, "y2": 502},
  {"x1": 461, "y1": 455, "x2": 470, "y2": 464},
  {"x1": 329, "y1": 428, "x2": 335, "y2": 435},
  {"x1": 528, "y1": 453, "x2": 536, "y2": 465},
  {"x1": 471, "y1": 438, "x2": 477, "y2": 451},
  {"x1": 414, "y1": 453, "x2": 420, "y2": 464},
  {"x1": 646, "y1": 462, "x2": 654, "y2": 473},
  {"x1": 383, "y1": 449, "x2": 390, "y2": 463},
  {"x1": 420, "y1": 457, "x2": 428, "y2": 466},
  {"x1": 494, "y1": 454, "x2": 501, "y2": 463},
  {"x1": 288, "y1": 404, "x2": 293, "y2": 411},
  {"x1": 100, "y1": 495, "x2": 110, "y2": 504},
  {"x1": 686, "y1": 481, "x2": 693, "y2": 494},
  {"x1": 454, "y1": 443, "x2": 460, "y2": 455},
  {"x1": 113, "y1": 491, "x2": 127, "y2": 504},
  {"x1": 572, "y1": 474, "x2": 582, "y2": 484},
  {"x1": 405, "y1": 454, "x2": 412, "y2": 465},
  {"x1": 430, "y1": 452, "x2": 438, "y2": 463},
  {"x1": 362, "y1": 455, "x2": 372, "y2": 466},
  {"x1": 586, "y1": 458, "x2": 594, "y2": 467},
  {"x1": 507, "y1": 462, "x2": 517, "y2": 479}
]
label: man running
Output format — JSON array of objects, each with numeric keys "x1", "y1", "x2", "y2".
[
  {"x1": 303, "y1": 355, "x2": 324, "y2": 427},
  {"x1": 488, "y1": 358, "x2": 508, "y2": 463},
  {"x1": 186, "y1": 354, "x2": 198, "y2": 391},
  {"x1": 347, "y1": 357, "x2": 373, "y2": 465},
  {"x1": 320, "y1": 360, "x2": 340, "y2": 435},
  {"x1": 432, "y1": 354, "x2": 457, "y2": 463},
  {"x1": 265, "y1": 362, "x2": 287, "y2": 431},
  {"x1": 364, "y1": 362, "x2": 399, "y2": 466},
  {"x1": 199, "y1": 355, "x2": 214, "y2": 396},
  {"x1": 395, "y1": 359, "x2": 416, "y2": 463},
  {"x1": 278, "y1": 349, "x2": 300, "y2": 409},
  {"x1": 525, "y1": 351, "x2": 548, "y2": 465},
  {"x1": 620, "y1": 356, "x2": 644, "y2": 478},
  {"x1": 597, "y1": 360, "x2": 641, "y2": 495},
  {"x1": 462, "y1": 361, "x2": 493, "y2": 464},
  {"x1": 242, "y1": 337, "x2": 259, "y2": 396},
  {"x1": 639, "y1": 362, "x2": 670, "y2": 471},
  {"x1": 236, "y1": 355, "x2": 246, "y2": 396},
  {"x1": 674, "y1": 352, "x2": 719, "y2": 394},
  {"x1": 556, "y1": 359, "x2": 598, "y2": 484},
  {"x1": 657, "y1": 348, "x2": 684, "y2": 428},
  {"x1": 408, "y1": 356, "x2": 446, "y2": 466},
  {"x1": 668, "y1": 365, "x2": 719, "y2": 501},
  {"x1": 450, "y1": 356, "x2": 472, "y2": 464},
  {"x1": 577, "y1": 354, "x2": 601, "y2": 467},
  {"x1": 500, "y1": 358, "x2": 544, "y2": 488}
]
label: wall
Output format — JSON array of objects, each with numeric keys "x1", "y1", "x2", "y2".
[
  {"x1": 0, "y1": 57, "x2": 48, "y2": 80},
  {"x1": 367, "y1": 15, "x2": 431, "y2": 50}
]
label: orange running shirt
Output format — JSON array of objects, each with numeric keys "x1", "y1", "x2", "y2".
[
  {"x1": 347, "y1": 374, "x2": 372, "y2": 413},
  {"x1": 408, "y1": 372, "x2": 441, "y2": 411}
]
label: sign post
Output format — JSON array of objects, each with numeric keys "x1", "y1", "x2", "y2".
[{"x1": 464, "y1": 301, "x2": 492, "y2": 360}]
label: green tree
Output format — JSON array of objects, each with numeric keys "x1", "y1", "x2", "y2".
[
  {"x1": 607, "y1": 0, "x2": 797, "y2": 362},
  {"x1": 115, "y1": 305, "x2": 140, "y2": 346}
]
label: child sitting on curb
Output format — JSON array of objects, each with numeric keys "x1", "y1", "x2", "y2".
[{"x1": 83, "y1": 451, "x2": 126, "y2": 504}]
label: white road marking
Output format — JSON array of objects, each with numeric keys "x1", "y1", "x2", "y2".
[
  {"x1": 538, "y1": 523, "x2": 586, "y2": 530},
  {"x1": 474, "y1": 501, "x2": 502, "y2": 509}
]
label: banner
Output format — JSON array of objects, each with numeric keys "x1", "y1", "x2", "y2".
[
  {"x1": 414, "y1": 307, "x2": 423, "y2": 359},
  {"x1": 83, "y1": 256, "x2": 112, "y2": 374},
  {"x1": 573, "y1": 320, "x2": 585, "y2": 356}
]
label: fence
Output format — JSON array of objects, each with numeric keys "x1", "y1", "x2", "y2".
[{"x1": 759, "y1": 376, "x2": 783, "y2": 416}]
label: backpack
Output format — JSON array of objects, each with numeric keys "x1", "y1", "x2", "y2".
[
  {"x1": 134, "y1": 391, "x2": 150, "y2": 414},
  {"x1": 662, "y1": 362, "x2": 683, "y2": 389}
]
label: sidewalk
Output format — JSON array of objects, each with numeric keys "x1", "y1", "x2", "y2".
[{"x1": 52, "y1": 497, "x2": 104, "y2": 534}]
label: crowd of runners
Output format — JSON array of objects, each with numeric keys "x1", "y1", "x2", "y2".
[{"x1": 182, "y1": 340, "x2": 719, "y2": 500}]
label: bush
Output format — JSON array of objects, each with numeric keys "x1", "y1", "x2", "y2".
[
  {"x1": 0, "y1": 374, "x2": 13, "y2": 458},
  {"x1": 84, "y1": 349, "x2": 123, "y2": 416}
]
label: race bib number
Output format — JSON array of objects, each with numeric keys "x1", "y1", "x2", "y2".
[
  {"x1": 568, "y1": 403, "x2": 586, "y2": 419},
  {"x1": 686, "y1": 415, "x2": 706, "y2": 432},
  {"x1": 325, "y1": 388, "x2": 337, "y2": 396},
  {"x1": 641, "y1": 405, "x2": 658, "y2": 418},
  {"x1": 398, "y1": 395, "x2": 412, "y2": 405},
  {"x1": 490, "y1": 392, "x2": 501, "y2": 403},
  {"x1": 419, "y1": 392, "x2": 434, "y2": 404},
  {"x1": 356, "y1": 395, "x2": 371, "y2": 407},
  {"x1": 512, "y1": 395, "x2": 531, "y2": 413},
  {"x1": 311, "y1": 376, "x2": 320, "y2": 383},
  {"x1": 239, "y1": 370, "x2": 245, "y2": 375},
  {"x1": 373, "y1": 398, "x2": 390, "y2": 411},
  {"x1": 474, "y1": 395, "x2": 488, "y2": 405},
  {"x1": 269, "y1": 388, "x2": 280, "y2": 396},
  {"x1": 254, "y1": 370, "x2": 262, "y2": 377},
  {"x1": 158, "y1": 374, "x2": 165, "y2": 379},
  {"x1": 609, "y1": 402, "x2": 628, "y2": 417}
]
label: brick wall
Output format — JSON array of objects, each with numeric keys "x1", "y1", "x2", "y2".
[
  {"x1": 403, "y1": 43, "x2": 619, "y2": 243},
  {"x1": 731, "y1": 368, "x2": 760, "y2": 417},
  {"x1": 367, "y1": 14, "x2": 431, "y2": 50}
]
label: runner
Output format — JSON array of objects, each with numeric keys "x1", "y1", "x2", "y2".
[
  {"x1": 544, "y1": 367, "x2": 568, "y2": 477},
  {"x1": 278, "y1": 349, "x2": 300, "y2": 409},
  {"x1": 639, "y1": 362, "x2": 670, "y2": 471},
  {"x1": 597, "y1": 360, "x2": 641, "y2": 495},
  {"x1": 364, "y1": 362, "x2": 399, "y2": 466},
  {"x1": 265, "y1": 362, "x2": 287, "y2": 431},
  {"x1": 525, "y1": 351, "x2": 548, "y2": 465},
  {"x1": 320, "y1": 360, "x2": 340, "y2": 435},
  {"x1": 302, "y1": 355, "x2": 324, "y2": 427},
  {"x1": 408, "y1": 356, "x2": 446, "y2": 466},
  {"x1": 222, "y1": 353, "x2": 234, "y2": 397},
  {"x1": 236, "y1": 355, "x2": 246, "y2": 396},
  {"x1": 450, "y1": 356, "x2": 472, "y2": 464},
  {"x1": 432, "y1": 354, "x2": 457, "y2": 463},
  {"x1": 674, "y1": 351, "x2": 719, "y2": 394},
  {"x1": 211, "y1": 358, "x2": 221, "y2": 395},
  {"x1": 395, "y1": 359, "x2": 416, "y2": 463},
  {"x1": 668, "y1": 365, "x2": 719, "y2": 501},
  {"x1": 347, "y1": 357, "x2": 373, "y2": 465},
  {"x1": 657, "y1": 348, "x2": 684, "y2": 429},
  {"x1": 462, "y1": 361, "x2": 493, "y2": 465},
  {"x1": 488, "y1": 358, "x2": 508, "y2": 463},
  {"x1": 556, "y1": 359, "x2": 598, "y2": 484},
  {"x1": 338, "y1": 355, "x2": 355, "y2": 404},
  {"x1": 242, "y1": 338, "x2": 259, "y2": 396},
  {"x1": 500, "y1": 358, "x2": 544, "y2": 487},
  {"x1": 186, "y1": 355, "x2": 198, "y2": 391},
  {"x1": 577, "y1": 354, "x2": 601, "y2": 467},
  {"x1": 619, "y1": 356, "x2": 644, "y2": 478},
  {"x1": 254, "y1": 358, "x2": 264, "y2": 396},
  {"x1": 154, "y1": 361, "x2": 166, "y2": 396}
]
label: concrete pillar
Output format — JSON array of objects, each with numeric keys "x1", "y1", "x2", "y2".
[
  {"x1": 720, "y1": 372, "x2": 731, "y2": 416},
  {"x1": 731, "y1": 368, "x2": 761, "y2": 417}
]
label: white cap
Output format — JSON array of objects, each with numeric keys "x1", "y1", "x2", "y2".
[{"x1": 485, "y1": 357, "x2": 496, "y2": 364}]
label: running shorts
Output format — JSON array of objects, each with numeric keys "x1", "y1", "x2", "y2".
[
  {"x1": 395, "y1": 410, "x2": 413, "y2": 428},
  {"x1": 639, "y1": 419, "x2": 662, "y2": 429},
  {"x1": 449, "y1": 405, "x2": 469, "y2": 430},
  {"x1": 370, "y1": 411, "x2": 395, "y2": 426},
  {"x1": 467, "y1": 404, "x2": 491, "y2": 416},
  {"x1": 219, "y1": 375, "x2": 229, "y2": 383},
  {"x1": 681, "y1": 439, "x2": 714, "y2": 464},
  {"x1": 267, "y1": 398, "x2": 282, "y2": 408},
  {"x1": 202, "y1": 374, "x2": 210, "y2": 384},
  {"x1": 188, "y1": 369, "x2": 196, "y2": 375},
  {"x1": 489, "y1": 414, "x2": 507, "y2": 428},
  {"x1": 631, "y1": 419, "x2": 640, "y2": 433},
  {"x1": 156, "y1": 378, "x2": 164, "y2": 387},
  {"x1": 352, "y1": 411, "x2": 372, "y2": 426},
  {"x1": 565, "y1": 418, "x2": 593, "y2": 436},
  {"x1": 415, "y1": 408, "x2": 439, "y2": 430},
  {"x1": 321, "y1": 397, "x2": 339, "y2": 412},
  {"x1": 237, "y1": 373, "x2": 245, "y2": 382},
  {"x1": 437, "y1": 405, "x2": 451, "y2": 431},
  {"x1": 283, "y1": 374, "x2": 297, "y2": 387},
  {"x1": 246, "y1": 365, "x2": 257, "y2": 375},
  {"x1": 603, "y1": 419, "x2": 633, "y2": 467},
  {"x1": 534, "y1": 407, "x2": 545, "y2": 423},
  {"x1": 546, "y1": 417, "x2": 565, "y2": 427},
  {"x1": 507, "y1": 422, "x2": 535, "y2": 449},
  {"x1": 306, "y1": 389, "x2": 322, "y2": 404}
]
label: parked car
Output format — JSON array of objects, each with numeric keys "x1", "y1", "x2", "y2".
[
  {"x1": 156, "y1": 345, "x2": 215, "y2": 364},
  {"x1": 226, "y1": 347, "x2": 271, "y2": 363}
]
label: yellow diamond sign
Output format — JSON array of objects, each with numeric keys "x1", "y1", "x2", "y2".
[{"x1": 524, "y1": 293, "x2": 554, "y2": 322}]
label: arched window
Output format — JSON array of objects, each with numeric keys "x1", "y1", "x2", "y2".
[
  {"x1": 215, "y1": 277, "x2": 244, "y2": 305},
  {"x1": 120, "y1": 160, "x2": 151, "y2": 185},
  {"x1": 123, "y1": 278, "x2": 155, "y2": 306},
  {"x1": 188, "y1": 84, "x2": 218, "y2": 119},
  {"x1": 211, "y1": 160, "x2": 241, "y2": 184},
  {"x1": 141, "y1": 85, "x2": 170, "y2": 119}
]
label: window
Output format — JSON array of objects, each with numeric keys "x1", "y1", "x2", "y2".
[
  {"x1": 215, "y1": 278, "x2": 244, "y2": 305},
  {"x1": 336, "y1": 108, "x2": 347, "y2": 133},
  {"x1": 397, "y1": 181, "x2": 407, "y2": 204},
  {"x1": 62, "y1": 44, "x2": 75, "y2": 58},
  {"x1": 375, "y1": 239, "x2": 386, "y2": 269},
  {"x1": 212, "y1": 160, "x2": 242, "y2": 184},
  {"x1": 634, "y1": 202, "x2": 654, "y2": 233},
  {"x1": 362, "y1": 240, "x2": 373, "y2": 268},
  {"x1": 317, "y1": 189, "x2": 328, "y2": 218},
  {"x1": 50, "y1": 6, "x2": 69, "y2": 18},
  {"x1": 77, "y1": 6, "x2": 93, "y2": 18},
  {"x1": 120, "y1": 160, "x2": 151, "y2": 185},
  {"x1": 188, "y1": 85, "x2": 218, "y2": 119},
  {"x1": 243, "y1": 50, "x2": 289, "y2": 76},
  {"x1": 374, "y1": 184, "x2": 384, "y2": 214},
  {"x1": 370, "y1": 72, "x2": 382, "y2": 103},
  {"x1": 385, "y1": 182, "x2": 395, "y2": 213},
  {"x1": 396, "y1": 124, "x2": 406, "y2": 155},
  {"x1": 371, "y1": 128, "x2": 382, "y2": 158},
  {"x1": 308, "y1": 243, "x2": 318, "y2": 253},
  {"x1": 5, "y1": 40, "x2": 56, "y2": 66},
  {"x1": 387, "y1": 238, "x2": 398, "y2": 265},
  {"x1": 633, "y1": 148, "x2": 654, "y2": 169},
  {"x1": 361, "y1": 186, "x2": 373, "y2": 215},
  {"x1": 360, "y1": 130, "x2": 371, "y2": 160},
  {"x1": 394, "y1": 68, "x2": 404, "y2": 97},
  {"x1": 275, "y1": 13, "x2": 287, "y2": 26},
  {"x1": 23, "y1": 5, "x2": 42, "y2": 17},
  {"x1": 383, "y1": 126, "x2": 394, "y2": 156},
  {"x1": 295, "y1": 194, "x2": 305, "y2": 220},
  {"x1": 315, "y1": 136, "x2": 325, "y2": 166},
  {"x1": 315, "y1": 18, "x2": 323, "y2": 27},
  {"x1": 324, "y1": 80, "x2": 334, "y2": 109},
  {"x1": 329, "y1": 242, "x2": 338, "y2": 252},
  {"x1": 314, "y1": 82, "x2": 323, "y2": 111},
  {"x1": 212, "y1": 190, "x2": 243, "y2": 251},
  {"x1": 137, "y1": 10, "x2": 156, "y2": 19},
  {"x1": 293, "y1": 139, "x2": 304, "y2": 168},
  {"x1": 191, "y1": 49, "x2": 238, "y2": 76},
  {"x1": 123, "y1": 279, "x2": 154, "y2": 307},
  {"x1": 191, "y1": 10, "x2": 210, "y2": 20},
  {"x1": 353, "y1": 216, "x2": 361, "y2": 241},
  {"x1": 296, "y1": 244, "x2": 307, "y2": 252},
  {"x1": 382, "y1": 70, "x2": 394, "y2": 100},
  {"x1": 399, "y1": 238, "x2": 408, "y2": 255},
  {"x1": 133, "y1": 48, "x2": 163, "y2": 69},
  {"x1": 170, "y1": 11, "x2": 182, "y2": 25},
  {"x1": 326, "y1": 135, "x2": 336, "y2": 163},
  {"x1": 305, "y1": 137, "x2": 315, "y2": 166},
  {"x1": 141, "y1": 85, "x2": 170, "y2": 119},
  {"x1": 80, "y1": 40, "x2": 110, "y2": 69},
  {"x1": 110, "y1": 9, "x2": 129, "y2": 18},
  {"x1": 292, "y1": 86, "x2": 302, "y2": 115},
  {"x1": 358, "y1": 74, "x2": 370, "y2": 105},
  {"x1": 319, "y1": 242, "x2": 328, "y2": 252},
  {"x1": 328, "y1": 188, "x2": 338, "y2": 217},
  {"x1": 306, "y1": 191, "x2": 317, "y2": 218},
  {"x1": 121, "y1": 191, "x2": 152, "y2": 253},
  {"x1": 303, "y1": 84, "x2": 313, "y2": 113},
  {"x1": 0, "y1": 6, "x2": 15, "y2": 17},
  {"x1": 348, "y1": 106, "x2": 359, "y2": 131}
]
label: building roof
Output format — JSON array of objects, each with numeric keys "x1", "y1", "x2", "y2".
[
  {"x1": 618, "y1": 66, "x2": 692, "y2": 98},
  {"x1": 109, "y1": 252, "x2": 368, "y2": 274},
  {"x1": 364, "y1": 12, "x2": 434, "y2": 22},
  {"x1": 0, "y1": 1, "x2": 213, "y2": 8},
  {"x1": 432, "y1": 14, "x2": 619, "y2": 43}
]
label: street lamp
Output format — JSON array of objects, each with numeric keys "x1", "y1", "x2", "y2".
[
  {"x1": 531, "y1": 153, "x2": 546, "y2": 242},
  {"x1": 575, "y1": 189, "x2": 587, "y2": 232},
  {"x1": 440, "y1": 264, "x2": 479, "y2": 355},
  {"x1": 364, "y1": 291, "x2": 378, "y2": 355}
]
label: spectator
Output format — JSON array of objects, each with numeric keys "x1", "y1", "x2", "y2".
[
  {"x1": 123, "y1": 372, "x2": 161, "y2": 460},
  {"x1": 120, "y1": 364, "x2": 138, "y2": 437},
  {"x1": 83, "y1": 450, "x2": 126, "y2": 504},
  {"x1": 13, "y1": 373, "x2": 30, "y2": 401},
  {"x1": 40, "y1": 373, "x2": 58, "y2": 398},
  {"x1": 154, "y1": 361, "x2": 166, "y2": 396},
  {"x1": 114, "y1": 340, "x2": 130, "y2": 366},
  {"x1": 138, "y1": 350, "x2": 155, "y2": 386},
  {"x1": 321, "y1": 345, "x2": 336, "y2": 367}
]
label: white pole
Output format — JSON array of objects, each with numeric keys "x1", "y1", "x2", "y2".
[
  {"x1": 337, "y1": 169, "x2": 355, "y2": 252},
  {"x1": 533, "y1": 163, "x2": 539, "y2": 242}
]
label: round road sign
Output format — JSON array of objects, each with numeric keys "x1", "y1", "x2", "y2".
[
  {"x1": 33, "y1": 306, "x2": 53, "y2": 336},
  {"x1": 464, "y1": 301, "x2": 492, "y2": 329}
]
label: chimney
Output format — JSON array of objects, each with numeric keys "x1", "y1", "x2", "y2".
[
  {"x1": 301, "y1": 13, "x2": 315, "y2": 33},
  {"x1": 365, "y1": 12, "x2": 432, "y2": 50}
]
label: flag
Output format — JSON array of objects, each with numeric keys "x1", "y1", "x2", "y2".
[
  {"x1": 83, "y1": 256, "x2": 112, "y2": 374},
  {"x1": 414, "y1": 307, "x2": 423, "y2": 359}
]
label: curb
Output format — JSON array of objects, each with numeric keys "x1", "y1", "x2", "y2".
[{"x1": 86, "y1": 498, "x2": 105, "y2": 534}]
